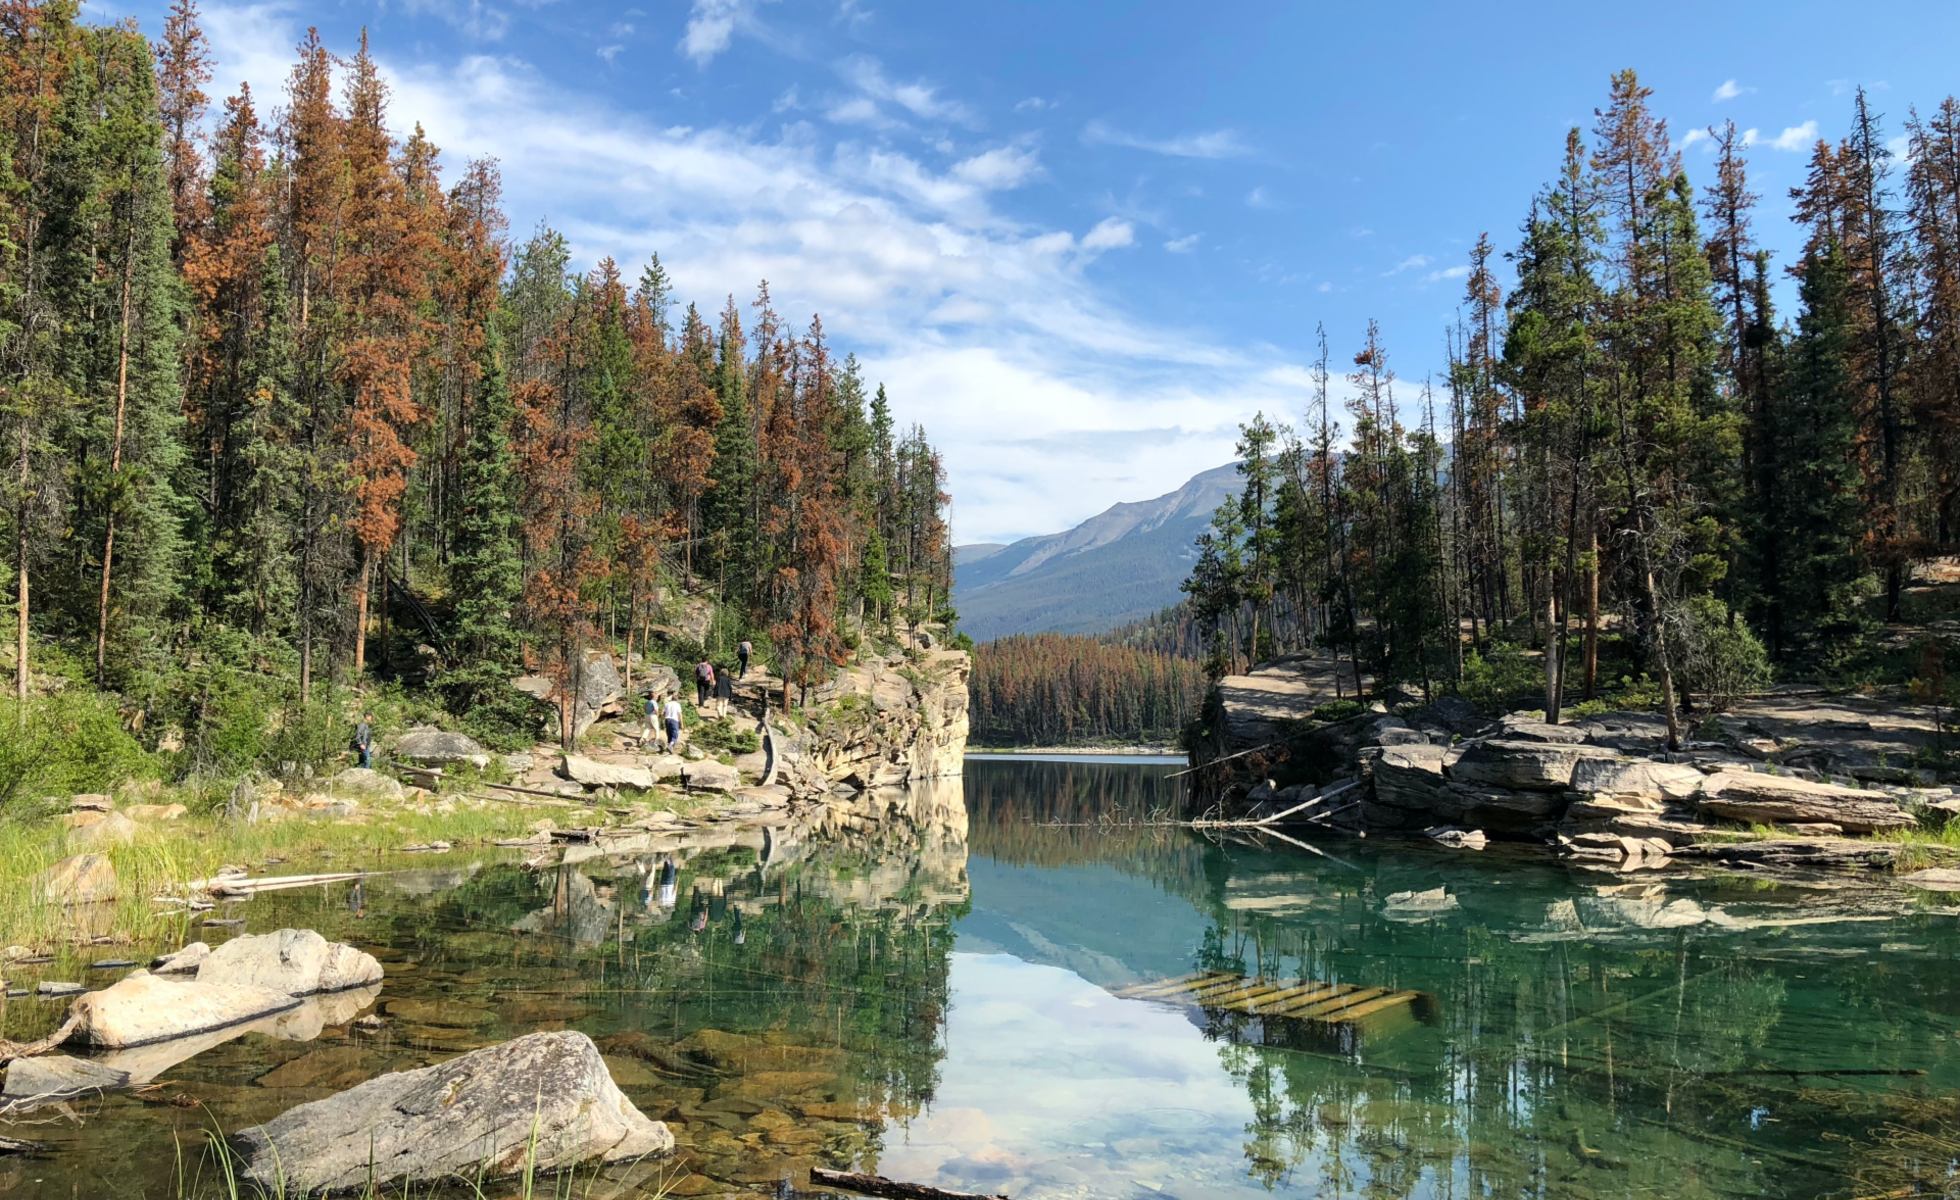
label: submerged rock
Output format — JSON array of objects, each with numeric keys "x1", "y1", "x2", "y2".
[
  {"x1": 1, "y1": 1055, "x2": 131, "y2": 1105},
  {"x1": 233, "y1": 1031, "x2": 672, "y2": 1194}
]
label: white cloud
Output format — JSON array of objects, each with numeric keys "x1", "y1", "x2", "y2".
[
  {"x1": 1743, "y1": 120, "x2": 1819, "y2": 152},
  {"x1": 679, "y1": 0, "x2": 750, "y2": 66},
  {"x1": 1080, "y1": 217, "x2": 1135, "y2": 252},
  {"x1": 773, "y1": 85, "x2": 801, "y2": 113},
  {"x1": 1014, "y1": 96, "x2": 1054, "y2": 113},
  {"x1": 597, "y1": 43, "x2": 624, "y2": 63},
  {"x1": 823, "y1": 95, "x2": 889, "y2": 127},
  {"x1": 187, "y1": 1, "x2": 1312, "y2": 544},
  {"x1": 1385, "y1": 253, "x2": 1432, "y2": 275},
  {"x1": 1712, "y1": 79, "x2": 1751, "y2": 102},
  {"x1": 1315, "y1": 281, "x2": 1334, "y2": 294},
  {"x1": 1163, "y1": 233, "x2": 1200, "y2": 254},
  {"x1": 1680, "y1": 127, "x2": 1711, "y2": 153},
  {"x1": 838, "y1": 55, "x2": 974, "y2": 125},
  {"x1": 1081, "y1": 119, "x2": 1251, "y2": 159},
  {"x1": 836, "y1": 0, "x2": 872, "y2": 28},
  {"x1": 403, "y1": 0, "x2": 511, "y2": 42},
  {"x1": 950, "y1": 144, "x2": 1041, "y2": 190},
  {"x1": 1425, "y1": 264, "x2": 1469, "y2": 284},
  {"x1": 1244, "y1": 185, "x2": 1275, "y2": 209}
]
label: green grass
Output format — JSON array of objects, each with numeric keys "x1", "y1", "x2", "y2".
[{"x1": 0, "y1": 797, "x2": 542, "y2": 950}]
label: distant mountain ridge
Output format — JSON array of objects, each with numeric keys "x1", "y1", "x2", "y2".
[{"x1": 953, "y1": 463, "x2": 1237, "y2": 643}]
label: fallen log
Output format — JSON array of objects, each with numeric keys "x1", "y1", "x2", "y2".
[
  {"x1": 480, "y1": 781, "x2": 585, "y2": 806},
  {"x1": 808, "y1": 1167, "x2": 1008, "y2": 1200},
  {"x1": 189, "y1": 872, "x2": 364, "y2": 897}
]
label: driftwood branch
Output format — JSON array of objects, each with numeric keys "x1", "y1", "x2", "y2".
[
  {"x1": 0, "y1": 1013, "x2": 80, "y2": 1065},
  {"x1": 808, "y1": 1168, "x2": 1007, "y2": 1200}
]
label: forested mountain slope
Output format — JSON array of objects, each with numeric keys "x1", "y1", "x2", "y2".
[{"x1": 953, "y1": 464, "x2": 1237, "y2": 642}]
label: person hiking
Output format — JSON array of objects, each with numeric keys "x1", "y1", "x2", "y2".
[
  {"x1": 695, "y1": 659, "x2": 714, "y2": 707},
  {"x1": 642, "y1": 691, "x2": 660, "y2": 748},
  {"x1": 353, "y1": 712, "x2": 375, "y2": 769},
  {"x1": 662, "y1": 693, "x2": 684, "y2": 750},
  {"x1": 737, "y1": 639, "x2": 752, "y2": 679},
  {"x1": 714, "y1": 663, "x2": 734, "y2": 717}
]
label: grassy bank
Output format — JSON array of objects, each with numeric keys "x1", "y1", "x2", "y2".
[{"x1": 0, "y1": 799, "x2": 545, "y2": 952}]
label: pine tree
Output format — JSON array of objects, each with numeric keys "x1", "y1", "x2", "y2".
[
  {"x1": 1773, "y1": 246, "x2": 1875, "y2": 665},
  {"x1": 439, "y1": 322, "x2": 527, "y2": 730}
]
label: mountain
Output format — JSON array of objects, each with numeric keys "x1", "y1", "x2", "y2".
[{"x1": 953, "y1": 463, "x2": 1237, "y2": 643}]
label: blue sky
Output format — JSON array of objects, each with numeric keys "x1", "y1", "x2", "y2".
[{"x1": 92, "y1": 0, "x2": 1960, "y2": 543}]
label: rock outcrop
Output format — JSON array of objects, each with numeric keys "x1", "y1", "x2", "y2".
[
  {"x1": 38, "y1": 853, "x2": 118, "y2": 905},
  {"x1": 1193, "y1": 659, "x2": 1939, "y2": 864},
  {"x1": 516, "y1": 651, "x2": 624, "y2": 742},
  {"x1": 1697, "y1": 770, "x2": 1917, "y2": 834},
  {"x1": 394, "y1": 728, "x2": 491, "y2": 769},
  {"x1": 780, "y1": 648, "x2": 970, "y2": 796},
  {"x1": 232, "y1": 1032, "x2": 672, "y2": 1194}
]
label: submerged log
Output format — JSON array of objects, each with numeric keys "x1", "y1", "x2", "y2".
[{"x1": 809, "y1": 1167, "x2": 1009, "y2": 1200}]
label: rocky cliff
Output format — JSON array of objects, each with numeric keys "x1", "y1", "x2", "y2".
[{"x1": 775, "y1": 646, "x2": 972, "y2": 797}]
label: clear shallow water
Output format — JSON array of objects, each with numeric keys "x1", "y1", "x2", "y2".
[{"x1": 5, "y1": 757, "x2": 1960, "y2": 1198}]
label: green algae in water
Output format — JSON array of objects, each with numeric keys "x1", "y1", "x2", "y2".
[{"x1": 4, "y1": 761, "x2": 1959, "y2": 1198}]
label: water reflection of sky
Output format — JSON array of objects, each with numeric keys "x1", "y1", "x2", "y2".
[{"x1": 882, "y1": 951, "x2": 1329, "y2": 1199}]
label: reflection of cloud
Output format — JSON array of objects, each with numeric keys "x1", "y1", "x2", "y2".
[{"x1": 876, "y1": 953, "x2": 1303, "y2": 1198}]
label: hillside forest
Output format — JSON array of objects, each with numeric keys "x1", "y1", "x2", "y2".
[
  {"x1": 968, "y1": 633, "x2": 1206, "y2": 747},
  {"x1": 0, "y1": 2, "x2": 955, "y2": 796},
  {"x1": 1177, "y1": 69, "x2": 1960, "y2": 749}
]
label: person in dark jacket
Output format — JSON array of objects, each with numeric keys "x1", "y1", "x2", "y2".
[
  {"x1": 737, "y1": 639, "x2": 752, "y2": 679},
  {"x1": 353, "y1": 712, "x2": 375, "y2": 769},
  {"x1": 694, "y1": 659, "x2": 714, "y2": 707},
  {"x1": 714, "y1": 664, "x2": 734, "y2": 717}
]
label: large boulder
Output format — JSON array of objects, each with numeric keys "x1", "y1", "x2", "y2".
[
  {"x1": 1368, "y1": 744, "x2": 1451, "y2": 810},
  {"x1": 681, "y1": 760, "x2": 742, "y2": 794},
  {"x1": 1698, "y1": 770, "x2": 1915, "y2": 834},
  {"x1": 38, "y1": 852, "x2": 118, "y2": 905},
  {"x1": 636, "y1": 663, "x2": 681, "y2": 700},
  {"x1": 515, "y1": 652, "x2": 625, "y2": 743},
  {"x1": 197, "y1": 929, "x2": 383, "y2": 995},
  {"x1": 330, "y1": 768, "x2": 404, "y2": 801},
  {"x1": 1448, "y1": 739, "x2": 1617, "y2": 792},
  {"x1": 65, "y1": 972, "x2": 300, "y2": 1049},
  {"x1": 232, "y1": 1031, "x2": 672, "y2": 1194},
  {"x1": 1569, "y1": 758, "x2": 1707, "y2": 804},
  {"x1": 394, "y1": 728, "x2": 491, "y2": 769},
  {"x1": 560, "y1": 753, "x2": 655, "y2": 791},
  {"x1": 60, "y1": 808, "x2": 139, "y2": 848},
  {"x1": 1493, "y1": 714, "x2": 1590, "y2": 744}
]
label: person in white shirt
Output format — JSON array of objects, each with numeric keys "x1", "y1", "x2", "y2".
[{"x1": 662, "y1": 695, "x2": 684, "y2": 750}]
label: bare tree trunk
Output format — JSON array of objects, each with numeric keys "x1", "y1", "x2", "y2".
[
  {"x1": 353, "y1": 549, "x2": 372, "y2": 678},
  {"x1": 96, "y1": 227, "x2": 136, "y2": 687},
  {"x1": 15, "y1": 426, "x2": 28, "y2": 722},
  {"x1": 1584, "y1": 528, "x2": 1601, "y2": 699}
]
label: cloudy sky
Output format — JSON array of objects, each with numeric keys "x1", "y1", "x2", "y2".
[{"x1": 91, "y1": 0, "x2": 1960, "y2": 543}]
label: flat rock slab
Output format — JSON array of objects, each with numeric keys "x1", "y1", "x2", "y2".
[
  {"x1": 233, "y1": 1031, "x2": 673, "y2": 1194},
  {"x1": 1698, "y1": 770, "x2": 1914, "y2": 834},
  {"x1": 1448, "y1": 740, "x2": 1619, "y2": 792},
  {"x1": 65, "y1": 972, "x2": 301, "y2": 1049},
  {"x1": 2, "y1": 1055, "x2": 131, "y2": 1105},
  {"x1": 1900, "y1": 868, "x2": 1960, "y2": 893}
]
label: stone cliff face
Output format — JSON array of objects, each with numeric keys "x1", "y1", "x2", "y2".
[{"x1": 777, "y1": 647, "x2": 971, "y2": 798}]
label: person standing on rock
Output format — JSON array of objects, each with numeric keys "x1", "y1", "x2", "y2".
[
  {"x1": 714, "y1": 664, "x2": 734, "y2": 718},
  {"x1": 353, "y1": 712, "x2": 375, "y2": 769},
  {"x1": 737, "y1": 639, "x2": 752, "y2": 679},
  {"x1": 663, "y1": 693, "x2": 684, "y2": 751},
  {"x1": 695, "y1": 659, "x2": 714, "y2": 708}
]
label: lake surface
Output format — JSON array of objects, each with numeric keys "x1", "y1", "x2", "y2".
[{"x1": 5, "y1": 756, "x2": 1960, "y2": 1198}]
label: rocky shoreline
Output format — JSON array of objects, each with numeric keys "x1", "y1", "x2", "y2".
[{"x1": 1190, "y1": 659, "x2": 1959, "y2": 877}]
